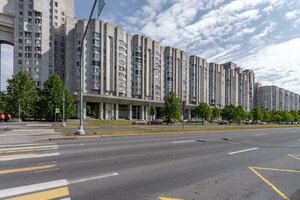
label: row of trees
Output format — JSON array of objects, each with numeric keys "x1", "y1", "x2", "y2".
[
  {"x1": 162, "y1": 92, "x2": 300, "y2": 124},
  {"x1": 0, "y1": 72, "x2": 75, "y2": 121}
]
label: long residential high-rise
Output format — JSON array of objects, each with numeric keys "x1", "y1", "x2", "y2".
[{"x1": 12, "y1": 1, "x2": 300, "y2": 119}]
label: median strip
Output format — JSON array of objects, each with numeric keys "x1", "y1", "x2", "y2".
[{"x1": 228, "y1": 147, "x2": 258, "y2": 155}]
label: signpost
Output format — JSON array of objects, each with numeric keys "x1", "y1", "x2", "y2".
[{"x1": 182, "y1": 100, "x2": 186, "y2": 129}]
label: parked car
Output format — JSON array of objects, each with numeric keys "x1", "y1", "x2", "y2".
[
  {"x1": 164, "y1": 119, "x2": 175, "y2": 124},
  {"x1": 219, "y1": 120, "x2": 229, "y2": 125},
  {"x1": 188, "y1": 118, "x2": 197, "y2": 123},
  {"x1": 132, "y1": 119, "x2": 146, "y2": 125},
  {"x1": 150, "y1": 119, "x2": 164, "y2": 125}
]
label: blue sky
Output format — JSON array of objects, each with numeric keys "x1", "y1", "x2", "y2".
[
  {"x1": 75, "y1": 0, "x2": 300, "y2": 93},
  {"x1": 2, "y1": 0, "x2": 300, "y2": 93}
]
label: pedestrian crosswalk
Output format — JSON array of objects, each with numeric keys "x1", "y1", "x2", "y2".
[{"x1": 0, "y1": 142, "x2": 72, "y2": 200}]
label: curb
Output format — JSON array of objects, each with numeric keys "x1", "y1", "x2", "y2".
[{"x1": 41, "y1": 126, "x2": 300, "y2": 141}]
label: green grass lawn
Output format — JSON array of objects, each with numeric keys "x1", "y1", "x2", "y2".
[{"x1": 63, "y1": 123, "x2": 299, "y2": 136}]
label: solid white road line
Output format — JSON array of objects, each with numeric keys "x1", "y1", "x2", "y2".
[
  {"x1": 0, "y1": 143, "x2": 54, "y2": 148},
  {"x1": 70, "y1": 172, "x2": 119, "y2": 184},
  {"x1": 228, "y1": 148, "x2": 259, "y2": 155},
  {"x1": 172, "y1": 140, "x2": 196, "y2": 144},
  {"x1": 255, "y1": 134, "x2": 267, "y2": 136},
  {"x1": 0, "y1": 179, "x2": 69, "y2": 198},
  {"x1": 0, "y1": 152, "x2": 60, "y2": 161},
  {"x1": 59, "y1": 198, "x2": 71, "y2": 200},
  {"x1": 0, "y1": 145, "x2": 58, "y2": 151}
]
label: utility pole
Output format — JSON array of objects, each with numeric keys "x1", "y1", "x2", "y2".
[
  {"x1": 77, "y1": 0, "x2": 105, "y2": 135},
  {"x1": 18, "y1": 102, "x2": 21, "y2": 127}
]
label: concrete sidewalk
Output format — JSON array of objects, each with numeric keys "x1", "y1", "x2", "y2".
[{"x1": 0, "y1": 126, "x2": 62, "y2": 144}]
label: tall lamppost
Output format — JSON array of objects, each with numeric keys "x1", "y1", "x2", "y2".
[
  {"x1": 62, "y1": 90, "x2": 66, "y2": 127},
  {"x1": 77, "y1": 0, "x2": 106, "y2": 135},
  {"x1": 146, "y1": 95, "x2": 153, "y2": 125}
]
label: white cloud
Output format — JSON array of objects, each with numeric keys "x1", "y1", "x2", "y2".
[
  {"x1": 238, "y1": 37, "x2": 300, "y2": 93},
  {"x1": 285, "y1": 10, "x2": 299, "y2": 20},
  {"x1": 249, "y1": 21, "x2": 277, "y2": 45}
]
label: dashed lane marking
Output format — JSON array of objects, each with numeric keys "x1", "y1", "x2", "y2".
[
  {"x1": 0, "y1": 143, "x2": 55, "y2": 148},
  {"x1": 287, "y1": 154, "x2": 300, "y2": 161},
  {"x1": 0, "y1": 145, "x2": 58, "y2": 151},
  {"x1": 228, "y1": 148, "x2": 258, "y2": 155},
  {"x1": 159, "y1": 197, "x2": 183, "y2": 200},
  {"x1": 70, "y1": 172, "x2": 119, "y2": 184},
  {"x1": 0, "y1": 164, "x2": 56, "y2": 175},
  {"x1": 1, "y1": 147, "x2": 58, "y2": 154},
  {"x1": 0, "y1": 152, "x2": 60, "y2": 161},
  {"x1": 172, "y1": 140, "x2": 196, "y2": 144}
]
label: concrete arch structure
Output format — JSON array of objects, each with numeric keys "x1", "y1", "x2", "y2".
[{"x1": 0, "y1": 0, "x2": 16, "y2": 45}]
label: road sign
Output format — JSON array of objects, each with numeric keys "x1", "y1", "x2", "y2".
[
  {"x1": 98, "y1": 0, "x2": 106, "y2": 17},
  {"x1": 55, "y1": 108, "x2": 60, "y2": 114}
]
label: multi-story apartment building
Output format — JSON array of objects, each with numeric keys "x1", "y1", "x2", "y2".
[
  {"x1": 278, "y1": 88, "x2": 285, "y2": 111},
  {"x1": 285, "y1": 90, "x2": 291, "y2": 111},
  {"x1": 0, "y1": 0, "x2": 76, "y2": 88},
  {"x1": 208, "y1": 62, "x2": 225, "y2": 109},
  {"x1": 243, "y1": 70, "x2": 255, "y2": 111},
  {"x1": 258, "y1": 86, "x2": 279, "y2": 111},
  {"x1": 222, "y1": 62, "x2": 239, "y2": 106},
  {"x1": 189, "y1": 55, "x2": 209, "y2": 105}
]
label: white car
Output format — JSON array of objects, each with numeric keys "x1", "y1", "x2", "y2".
[{"x1": 132, "y1": 119, "x2": 146, "y2": 125}]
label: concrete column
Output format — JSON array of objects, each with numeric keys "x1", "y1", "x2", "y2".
[
  {"x1": 104, "y1": 103, "x2": 109, "y2": 120},
  {"x1": 128, "y1": 105, "x2": 132, "y2": 120},
  {"x1": 141, "y1": 106, "x2": 145, "y2": 120},
  {"x1": 115, "y1": 104, "x2": 119, "y2": 120},
  {"x1": 83, "y1": 101, "x2": 87, "y2": 120},
  {"x1": 98, "y1": 103, "x2": 103, "y2": 120},
  {"x1": 0, "y1": 44, "x2": 1, "y2": 91},
  {"x1": 188, "y1": 109, "x2": 192, "y2": 119}
]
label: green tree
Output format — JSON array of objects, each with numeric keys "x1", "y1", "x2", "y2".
[
  {"x1": 221, "y1": 104, "x2": 236, "y2": 124},
  {"x1": 252, "y1": 107, "x2": 263, "y2": 121},
  {"x1": 263, "y1": 110, "x2": 272, "y2": 123},
  {"x1": 195, "y1": 102, "x2": 211, "y2": 125},
  {"x1": 273, "y1": 113, "x2": 283, "y2": 123},
  {"x1": 149, "y1": 106, "x2": 156, "y2": 120},
  {"x1": 290, "y1": 111, "x2": 300, "y2": 122},
  {"x1": 283, "y1": 111, "x2": 294, "y2": 123},
  {"x1": 212, "y1": 107, "x2": 221, "y2": 120},
  {"x1": 86, "y1": 105, "x2": 95, "y2": 118},
  {"x1": 4, "y1": 71, "x2": 38, "y2": 119},
  {"x1": 163, "y1": 92, "x2": 182, "y2": 124},
  {"x1": 234, "y1": 105, "x2": 246, "y2": 124},
  {"x1": 41, "y1": 74, "x2": 75, "y2": 121}
]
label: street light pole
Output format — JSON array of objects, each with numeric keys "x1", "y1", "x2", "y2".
[
  {"x1": 77, "y1": 0, "x2": 105, "y2": 135},
  {"x1": 62, "y1": 90, "x2": 66, "y2": 127}
]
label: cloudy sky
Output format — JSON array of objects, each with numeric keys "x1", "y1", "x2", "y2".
[
  {"x1": 76, "y1": 0, "x2": 300, "y2": 93},
  {"x1": 1, "y1": 0, "x2": 300, "y2": 93}
]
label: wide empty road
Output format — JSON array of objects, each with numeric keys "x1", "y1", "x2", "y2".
[{"x1": 0, "y1": 128, "x2": 300, "y2": 200}]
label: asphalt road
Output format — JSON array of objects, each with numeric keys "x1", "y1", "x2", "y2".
[{"x1": 0, "y1": 128, "x2": 300, "y2": 200}]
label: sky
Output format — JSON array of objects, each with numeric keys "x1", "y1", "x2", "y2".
[
  {"x1": 75, "y1": 0, "x2": 300, "y2": 94},
  {"x1": 1, "y1": 0, "x2": 300, "y2": 93}
]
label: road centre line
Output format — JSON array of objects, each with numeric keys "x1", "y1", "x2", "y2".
[
  {"x1": 0, "y1": 179, "x2": 69, "y2": 199},
  {"x1": 0, "y1": 152, "x2": 60, "y2": 161},
  {"x1": 70, "y1": 172, "x2": 119, "y2": 184},
  {"x1": 6, "y1": 187, "x2": 69, "y2": 200},
  {"x1": 228, "y1": 148, "x2": 258, "y2": 155},
  {"x1": 0, "y1": 164, "x2": 56, "y2": 175},
  {"x1": 0, "y1": 145, "x2": 58, "y2": 151},
  {"x1": 172, "y1": 140, "x2": 196, "y2": 144}
]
